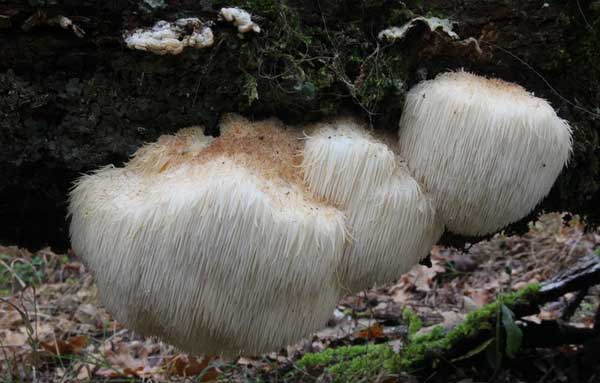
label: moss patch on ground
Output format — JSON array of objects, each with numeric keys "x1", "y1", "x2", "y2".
[
  {"x1": 399, "y1": 283, "x2": 540, "y2": 370},
  {"x1": 295, "y1": 284, "x2": 541, "y2": 382},
  {"x1": 296, "y1": 344, "x2": 400, "y2": 383}
]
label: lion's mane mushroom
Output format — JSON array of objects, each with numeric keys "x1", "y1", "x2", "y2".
[
  {"x1": 69, "y1": 115, "x2": 346, "y2": 356},
  {"x1": 398, "y1": 71, "x2": 573, "y2": 236},
  {"x1": 302, "y1": 119, "x2": 443, "y2": 292}
]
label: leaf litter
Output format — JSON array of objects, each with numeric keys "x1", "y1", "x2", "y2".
[{"x1": 0, "y1": 212, "x2": 598, "y2": 381}]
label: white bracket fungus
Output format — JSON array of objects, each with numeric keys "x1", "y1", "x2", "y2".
[
  {"x1": 124, "y1": 18, "x2": 214, "y2": 55},
  {"x1": 398, "y1": 71, "x2": 573, "y2": 236},
  {"x1": 378, "y1": 16, "x2": 459, "y2": 41},
  {"x1": 219, "y1": 7, "x2": 261, "y2": 34}
]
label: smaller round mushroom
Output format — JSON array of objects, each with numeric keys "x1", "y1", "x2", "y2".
[
  {"x1": 302, "y1": 120, "x2": 443, "y2": 292},
  {"x1": 398, "y1": 71, "x2": 573, "y2": 236},
  {"x1": 302, "y1": 118, "x2": 396, "y2": 206}
]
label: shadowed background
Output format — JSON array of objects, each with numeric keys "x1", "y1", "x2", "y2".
[{"x1": 0, "y1": 0, "x2": 598, "y2": 250}]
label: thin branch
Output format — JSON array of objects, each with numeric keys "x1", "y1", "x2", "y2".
[{"x1": 481, "y1": 41, "x2": 600, "y2": 119}]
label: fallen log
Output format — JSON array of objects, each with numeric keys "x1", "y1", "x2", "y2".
[
  {"x1": 1, "y1": 0, "x2": 599, "y2": 250},
  {"x1": 296, "y1": 251, "x2": 600, "y2": 381}
]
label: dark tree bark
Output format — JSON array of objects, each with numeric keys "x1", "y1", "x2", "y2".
[{"x1": 0, "y1": 0, "x2": 598, "y2": 249}]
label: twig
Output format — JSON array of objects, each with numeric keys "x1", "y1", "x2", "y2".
[
  {"x1": 577, "y1": 0, "x2": 594, "y2": 33},
  {"x1": 412, "y1": 252, "x2": 600, "y2": 370},
  {"x1": 560, "y1": 288, "x2": 588, "y2": 321},
  {"x1": 521, "y1": 319, "x2": 597, "y2": 348},
  {"x1": 480, "y1": 41, "x2": 600, "y2": 119},
  {"x1": 594, "y1": 293, "x2": 600, "y2": 334},
  {"x1": 0, "y1": 259, "x2": 26, "y2": 289}
]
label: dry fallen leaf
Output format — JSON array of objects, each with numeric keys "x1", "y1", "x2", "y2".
[
  {"x1": 390, "y1": 285, "x2": 412, "y2": 303},
  {"x1": 466, "y1": 288, "x2": 492, "y2": 307},
  {"x1": 94, "y1": 342, "x2": 148, "y2": 378},
  {"x1": 74, "y1": 303, "x2": 100, "y2": 325},
  {"x1": 355, "y1": 323, "x2": 384, "y2": 339},
  {"x1": 41, "y1": 335, "x2": 88, "y2": 355},
  {"x1": 73, "y1": 362, "x2": 94, "y2": 380},
  {"x1": 167, "y1": 354, "x2": 219, "y2": 380},
  {"x1": 0, "y1": 309, "x2": 23, "y2": 328},
  {"x1": 0, "y1": 329, "x2": 28, "y2": 347}
]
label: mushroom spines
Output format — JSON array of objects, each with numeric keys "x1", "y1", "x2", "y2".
[
  {"x1": 301, "y1": 120, "x2": 442, "y2": 293},
  {"x1": 136, "y1": 160, "x2": 345, "y2": 355},
  {"x1": 301, "y1": 119, "x2": 396, "y2": 206},
  {"x1": 127, "y1": 127, "x2": 213, "y2": 174},
  {"x1": 69, "y1": 155, "x2": 346, "y2": 356},
  {"x1": 209, "y1": 114, "x2": 305, "y2": 185},
  {"x1": 68, "y1": 116, "x2": 352, "y2": 356},
  {"x1": 399, "y1": 71, "x2": 573, "y2": 236},
  {"x1": 341, "y1": 165, "x2": 443, "y2": 292}
]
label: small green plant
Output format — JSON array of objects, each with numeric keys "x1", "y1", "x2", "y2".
[
  {"x1": 0, "y1": 253, "x2": 47, "y2": 293},
  {"x1": 12, "y1": 257, "x2": 45, "y2": 285},
  {"x1": 441, "y1": 260, "x2": 464, "y2": 281},
  {"x1": 399, "y1": 284, "x2": 539, "y2": 370},
  {"x1": 402, "y1": 307, "x2": 423, "y2": 338},
  {"x1": 296, "y1": 344, "x2": 399, "y2": 383},
  {"x1": 0, "y1": 253, "x2": 61, "y2": 295}
]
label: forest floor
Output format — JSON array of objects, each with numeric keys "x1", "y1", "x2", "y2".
[{"x1": 1, "y1": 213, "x2": 599, "y2": 383}]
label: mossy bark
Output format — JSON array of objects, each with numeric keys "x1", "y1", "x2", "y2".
[
  {"x1": 0, "y1": 0, "x2": 598, "y2": 249},
  {"x1": 295, "y1": 252, "x2": 600, "y2": 381},
  {"x1": 295, "y1": 286, "x2": 542, "y2": 382}
]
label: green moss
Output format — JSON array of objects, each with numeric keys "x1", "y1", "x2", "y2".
[
  {"x1": 399, "y1": 283, "x2": 540, "y2": 370},
  {"x1": 402, "y1": 307, "x2": 423, "y2": 337},
  {"x1": 294, "y1": 284, "x2": 541, "y2": 381},
  {"x1": 186, "y1": 0, "x2": 414, "y2": 124},
  {"x1": 328, "y1": 345, "x2": 399, "y2": 382},
  {"x1": 424, "y1": 9, "x2": 449, "y2": 19},
  {"x1": 297, "y1": 344, "x2": 401, "y2": 383},
  {"x1": 297, "y1": 345, "x2": 376, "y2": 369}
]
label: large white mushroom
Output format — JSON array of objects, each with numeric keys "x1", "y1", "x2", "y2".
[
  {"x1": 69, "y1": 115, "x2": 346, "y2": 356},
  {"x1": 398, "y1": 71, "x2": 573, "y2": 236},
  {"x1": 302, "y1": 119, "x2": 443, "y2": 292}
]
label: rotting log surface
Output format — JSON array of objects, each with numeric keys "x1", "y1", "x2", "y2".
[
  {"x1": 0, "y1": 0, "x2": 599, "y2": 249},
  {"x1": 412, "y1": 252, "x2": 600, "y2": 371},
  {"x1": 292, "y1": 257, "x2": 600, "y2": 381}
]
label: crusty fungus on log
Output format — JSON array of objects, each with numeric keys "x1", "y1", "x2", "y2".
[
  {"x1": 398, "y1": 71, "x2": 573, "y2": 236},
  {"x1": 124, "y1": 18, "x2": 214, "y2": 55},
  {"x1": 219, "y1": 7, "x2": 261, "y2": 34}
]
